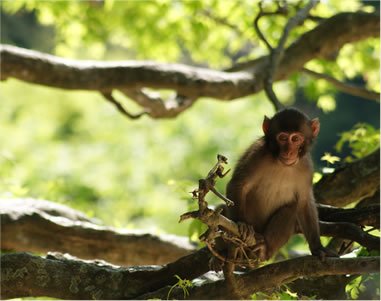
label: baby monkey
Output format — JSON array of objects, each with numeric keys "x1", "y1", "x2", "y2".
[{"x1": 225, "y1": 108, "x2": 336, "y2": 261}]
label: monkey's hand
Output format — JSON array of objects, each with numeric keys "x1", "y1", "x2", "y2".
[
  {"x1": 238, "y1": 222, "x2": 256, "y2": 246},
  {"x1": 312, "y1": 246, "x2": 338, "y2": 261}
]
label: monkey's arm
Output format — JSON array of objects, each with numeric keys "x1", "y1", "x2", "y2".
[{"x1": 226, "y1": 179, "x2": 248, "y2": 222}]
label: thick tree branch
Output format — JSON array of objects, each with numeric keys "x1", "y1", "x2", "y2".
[
  {"x1": 142, "y1": 256, "x2": 380, "y2": 300},
  {"x1": 0, "y1": 198, "x2": 194, "y2": 266},
  {"x1": 2, "y1": 252, "x2": 378, "y2": 300},
  {"x1": 302, "y1": 68, "x2": 380, "y2": 101},
  {"x1": 319, "y1": 221, "x2": 379, "y2": 251},
  {"x1": 1, "y1": 249, "x2": 211, "y2": 300},
  {"x1": 314, "y1": 148, "x2": 380, "y2": 207},
  {"x1": 288, "y1": 275, "x2": 356, "y2": 300},
  {"x1": 1, "y1": 12, "x2": 379, "y2": 118},
  {"x1": 318, "y1": 203, "x2": 379, "y2": 228},
  {"x1": 357, "y1": 188, "x2": 380, "y2": 208}
]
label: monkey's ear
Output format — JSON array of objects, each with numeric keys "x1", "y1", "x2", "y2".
[
  {"x1": 310, "y1": 118, "x2": 320, "y2": 137},
  {"x1": 262, "y1": 116, "x2": 271, "y2": 135}
]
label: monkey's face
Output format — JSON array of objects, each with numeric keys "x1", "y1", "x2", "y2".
[
  {"x1": 276, "y1": 131, "x2": 305, "y2": 166},
  {"x1": 262, "y1": 108, "x2": 320, "y2": 166}
]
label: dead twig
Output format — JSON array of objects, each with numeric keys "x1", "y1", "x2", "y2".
[
  {"x1": 101, "y1": 91, "x2": 148, "y2": 119},
  {"x1": 179, "y1": 155, "x2": 263, "y2": 268}
]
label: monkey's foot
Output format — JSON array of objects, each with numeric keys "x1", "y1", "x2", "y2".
[
  {"x1": 312, "y1": 246, "x2": 339, "y2": 260},
  {"x1": 237, "y1": 222, "x2": 264, "y2": 247}
]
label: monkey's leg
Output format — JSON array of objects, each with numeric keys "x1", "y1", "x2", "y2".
[{"x1": 263, "y1": 201, "x2": 298, "y2": 260}]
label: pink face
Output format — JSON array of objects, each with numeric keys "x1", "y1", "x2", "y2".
[{"x1": 276, "y1": 132, "x2": 305, "y2": 166}]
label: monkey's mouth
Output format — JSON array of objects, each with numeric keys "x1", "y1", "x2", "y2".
[{"x1": 279, "y1": 157, "x2": 299, "y2": 166}]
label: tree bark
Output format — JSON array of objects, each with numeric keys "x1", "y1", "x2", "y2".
[
  {"x1": 2, "y1": 252, "x2": 378, "y2": 300},
  {"x1": 314, "y1": 148, "x2": 380, "y2": 207},
  {"x1": 1, "y1": 198, "x2": 194, "y2": 266},
  {"x1": 318, "y1": 203, "x2": 379, "y2": 228},
  {"x1": 1, "y1": 249, "x2": 211, "y2": 300},
  {"x1": 1, "y1": 12, "x2": 378, "y2": 103}
]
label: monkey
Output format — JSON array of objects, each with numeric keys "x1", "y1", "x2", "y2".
[{"x1": 223, "y1": 108, "x2": 336, "y2": 262}]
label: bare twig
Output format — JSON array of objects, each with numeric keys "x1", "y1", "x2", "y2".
[
  {"x1": 179, "y1": 155, "x2": 263, "y2": 267},
  {"x1": 253, "y1": 1, "x2": 289, "y2": 52},
  {"x1": 101, "y1": 91, "x2": 148, "y2": 119},
  {"x1": 121, "y1": 89, "x2": 196, "y2": 119},
  {"x1": 201, "y1": 9, "x2": 244, "y2": 36},
  {"x1": 302, "y1": 68, "x2": 380, "y2": 102},
  {"x1": 264, "y1": 0, "x2": 318, "y2": 111}
]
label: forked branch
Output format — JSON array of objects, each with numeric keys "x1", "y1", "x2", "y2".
[{"x1": 180, "y1": 155, "x2": 263, "y2": 268}]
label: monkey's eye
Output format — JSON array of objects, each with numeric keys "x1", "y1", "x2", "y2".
[
  {"x1": 277, "y1": 133, "x2": 288, "y2": 142},
  {"x1": 290, "y1": 134, "x2": 304, "y2": 144}
]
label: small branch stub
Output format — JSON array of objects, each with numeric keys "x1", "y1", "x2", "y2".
[{"x1": 179, "y1": 154, "x2": 263, "y2": 268}]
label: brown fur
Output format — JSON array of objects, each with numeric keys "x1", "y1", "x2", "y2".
[{"x1": 226, "y1": 108, "x2": 326, "y2": 260}]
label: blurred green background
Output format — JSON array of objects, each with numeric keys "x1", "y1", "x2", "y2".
[{"x1": 0, "y1": 0, "x2": 379, "y2": 241}]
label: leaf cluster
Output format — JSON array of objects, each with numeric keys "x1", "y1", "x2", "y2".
[{"x1": 336, "y1": 123, "x2": 380, "y2": 161}]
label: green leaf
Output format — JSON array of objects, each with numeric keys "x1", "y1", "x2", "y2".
[
  {"x1": 317, "y1": 95, "x2": 336, "y2": 113},
  {"x1": 321, "y1": 152, "x2": 341, "y2": 165}
]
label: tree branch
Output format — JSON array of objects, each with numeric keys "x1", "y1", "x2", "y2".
[
  {"x1": 1, "y1": 248, "x2": 211, "y2": 300},
  {"x1": 0, "y1": 198, "x2": 194, "y2": 266},
  {"x1": 141, "y1": 256, "x2": 380, "y2": 300},
  {"x1": 2, "y1": 252, "x2": 379, "y2": 300},
  {"x1": 201, "y1": 9, "x2": 244, "y2": 36},
  {"x1": 253, "y1": 1, "x2": 288, "y2": 52},
  {"x1": 302, "y1": 68, "x2": 380, "y2": 101},
  {"x1": 318, "y1": 203, "x2": 380, "y2": 228},
  {"x1": 263, "y1": 0, "x2": 317, "y2": 111},
  {"x1": 121, "y1": 89, "x2": 196, "y2": 119},
  {"x1": 1, "y1": 12, "x2": 378, "y2": 118},
  {"x1": 288, "y1": 275, "x2": 356, "y2": 300},
  {"x1": 319, "y1": 221, "x2": 379, "y2": 251},
  {"x1": 102, "y1": 91, "x2": 148, "y2": 119},
  {"x1": 314, "y1": 148, "x2": 380, "y2": 207}
]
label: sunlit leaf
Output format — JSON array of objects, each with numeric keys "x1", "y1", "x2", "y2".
[{"x1": 321, "y1": 152, "x2": 341, "y2": 165}]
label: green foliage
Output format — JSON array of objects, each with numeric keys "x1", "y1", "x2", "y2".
[
  {"x1": 357, "y1": 247, "x2": 380, "y2": 257},
  {"x1": 336, "y1": 123, "x2": 380, "y2": 161},
  {"x1": 0, "y1": 3, "x2": 379, "y2": 300},
  {"x1": 346, "y1": 274, "x2": 380, "y2": 300},
  {"x1": 317, "y1": 95, "x2": 336, "y2": 113},
  {"x1": 167, "y1": 275, "x2": 193, "y2": 300},
  {"x1": 0, "y1": 79, "x2": 272, "y2": 235}
]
